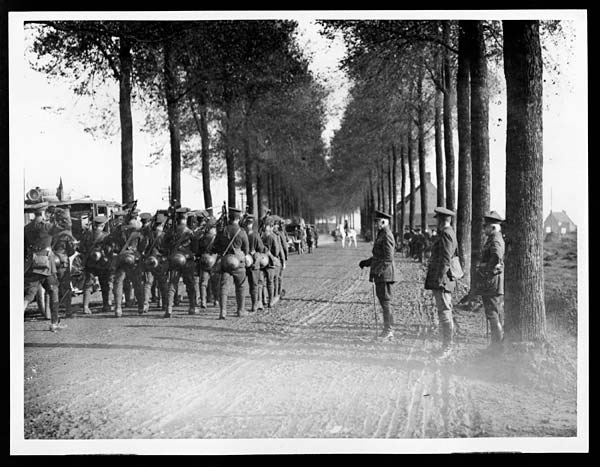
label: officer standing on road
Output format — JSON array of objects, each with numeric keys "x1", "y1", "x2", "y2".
[
  {"x1": 424, "y1": 207, "x2": 458, "y2": 358},
  {"x1": 214, "y1": 207, "x2": 249, "y2": 319},
  {"x1": 51, "y1": 207, "x2": 77, "y2": 319},
  {"x1": 475, "y1": 211, "x2": 506, "y2": 352},
  {"x1": 164, "y1": 207, "x2": 199, "y2": 317},
  {"x1": 261, "y1": 217, "x2": 284, "y2": 308},
  {"x1": 243, "y1": 214, "x2": 266, "y2": 313},
  {"x1": 24, "y1": 201, "x2": 63, "y2": 332},
  {"x1": 274, "y1": 220, "x2": 288, "y2": 298},
  {"x1": 80, "y1": 215, "x2": 112, "y2": 314},
  {"x1": 358, "y1": 209, "x2": 396, "y2": 340}
]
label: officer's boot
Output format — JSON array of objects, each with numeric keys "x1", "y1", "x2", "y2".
[
  {"x1": 379, "y1": 302, "x2": 394, "y2": 340},
  {"x1": 487, "y1": 315, "x2": 504, "y2": 354},
  {"x1": 266, "y1": 282, "x2": 274, "y2": 309},
  {"x1": 200, "y1": 281, "x2": 207, "y2": 309},
  {"x1": 188, "y1": 285, "x2": 199, "y2": 315},
  {"x1": 255, "y1": 283, "x2": 263, "y2": 312},
  {"x1": 49, "y1": 299, "x2": 66, "y2": 332},
  {"x1": 236, "y1": 286, "x2": 246, "y2": 317},
  {"x1": 101, "y1": 285, "x2": 111, "y2": 313},
  {"x1": 164, "y1": 286, "x2": 174, "y2": 318},
  {"x1": 114, "y1": 279, "x2": 123, "y2": 317},
  {"x1": 218, "y1": 292, "x2": 228, "y2": 320},
  {"x1": 82, "y1": 288, "x2": 93, "y2": 315},
  {"x1": 439, "y1": 319, "x2": 454, "y2": 358}
]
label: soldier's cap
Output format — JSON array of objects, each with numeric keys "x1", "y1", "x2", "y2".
[
  {"x1": 206, "y1": 217, "x2": 218, "y2": 227},
  {"x1": 155, "y1": 213, "x2": 167, "y2": 224},
  {"x1": 176, "y1": 207, "x2": 190, "y2": 214},
  {"x1": 433, "y1": 207, "x2": 455, "y2": 218},
  {"x1": 140, "y1": 212, "x2": 152, "y2": 220},
  {"x1": 131, "y1": 209, "x2": 140, "y2": 216},
  {"x1": 374, "y1": 209, "x2": 391, "y2": 220},
  {"x1": 113, "y1": 210, "x2": 126, "y2": 216},
  {"x1": 93, "y1": 215, "x2": 108, "y2": 224},
  {"x1": 194, "y1": 210, "x2": 209, "y2": 218},
  {"x1": 483, "y1": 211, "x2": 504, "y2": 223},
  {"x1": 244, "y1": 214, "x2": 255, "y2": 221}
]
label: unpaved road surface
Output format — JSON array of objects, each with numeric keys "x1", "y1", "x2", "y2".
[{"x1": 23, "y1": 238, "x2": 577, "y2": 439}]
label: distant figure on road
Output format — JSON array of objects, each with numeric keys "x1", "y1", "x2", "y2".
[
  {"x1": 425, "y1": 207, "x2": 458, "y2": 358},
  {"x1": 475, "y1": 211, "x2": 506, "y2": 353},
  {"x1": 359, "y1": 209, "x2": 396, "y2": 340}
]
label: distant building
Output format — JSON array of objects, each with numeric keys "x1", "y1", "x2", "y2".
[
  {"x1": 397, "y1": 172, "x2": 439, "y2": 232},
  {"x1": 544, "y1": 210, "x2": 577, "y2": 235}
]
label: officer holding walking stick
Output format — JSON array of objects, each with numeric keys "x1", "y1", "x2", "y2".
[{"x1": 358, "y1": 209, "x2": 396, "y2": 340}]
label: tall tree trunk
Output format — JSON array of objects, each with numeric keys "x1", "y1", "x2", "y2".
[
  {"x1": 163, "y1": 40, "x2": 182, "y2": 205},
  {"x1": 468, "y1": 20, "x2": 490, "y2": 291},
  {"x1": 443, "y1": 20, "x2": 456, "y2": 214},
  {"x1": 408, "y1": 127, "x2": 416, "y2": 230},
  {"x1": 190, "y1": 95, "x2": 213, "y2": 215},
  {"x1": 388, "y1": 146, "x2": 394, "y2": 231},
  {"x1": 456, "y1": 21, "x2": 473, "y2": 285},
  {"x1": 256, "y1": 162, "x2": 263, "y2": 218},
  {"x1": 243, "y1": 116, "x2": 254, "y2": 214},
  {"x1": 435, "y1": 87, "x2": 445, "y2": 207},
  {"x1": 400, "y1": 138, "x2": 407, "y2": 233},
  {"x1": 417, "y1": 69, "x2": 428, "y2": 232},
  {"x1": 392, "y1": 143, "x2": 398, "y2": 234},
  {"x1": 119, "y1": 37, "x2": 134, "y2": 204},
  {"x1": 377, "y1": 164, "x2": 383, "y2": 211},
  {"x1": 503, "y1": 20, "x2": 546, "y2": 342}
]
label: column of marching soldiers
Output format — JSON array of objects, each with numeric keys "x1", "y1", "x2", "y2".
[{"x1": 23, "y1": 200, "x2": 324, "y2": 332}]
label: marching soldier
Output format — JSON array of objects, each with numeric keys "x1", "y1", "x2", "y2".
[
  {"x1": 164, "y1": 207, "x2": 199, "y2": 317},
  {"x1": 139, "y1": 212, "x2": 152, "y2": 229},
  {"x1": 196, "y1": 217, "x2": 219, "y2": 309},
  {"x1": 475, "y1": 211, "x2": 506, "y2": 352},
  {"x1": 51, "y1": 207, "x2": 77, "y2": 318},
  {"x1": 138, "y1": 213, "x2": 169, "y2": 314},
  {"x1": 214, "y1": 207, "x2": 249, "y2": 319},
  {"x1": 80, "y1": 215, "x2": 112, "y2": 314},
  {"x1": 24, "y1": 201, "x2": 63, "y2": 332},
  {"x1": 261, "y1": 217, "x2": 285, "y2": 308},
  {"x1": 306, "y1": 224, "x2": 314, "y2": 254},
  {"x1": 358, "y1": 209, "x2": 396, "y2": 340},
  {"x1": 424, "y1": 207, "x2": 459, "y2": 358},
  {"x1": 105, "y1": 210, "x2": 143, "y2": 317},
  {"x1": 243, "y1": 214, "x2": 266, "y2": 312},
  {"x1": 274, "y1": 220, "x2": 288, "y2": 298}
]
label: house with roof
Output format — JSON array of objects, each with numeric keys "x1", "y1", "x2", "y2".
[
  {"x1": 396, "y1": 172, "x2": 439, "y2": 232},
  {"x1": 544, "y1": 210, "x2": 577, "y2": 236}
]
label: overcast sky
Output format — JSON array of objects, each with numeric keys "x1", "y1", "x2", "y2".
[{"x1": 12, "y1": 12, "x2": 587, "y2": 227}]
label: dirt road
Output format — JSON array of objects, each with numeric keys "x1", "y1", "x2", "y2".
[{"x1": 23, "y1": 238, "x2": 577, "y2": 439}]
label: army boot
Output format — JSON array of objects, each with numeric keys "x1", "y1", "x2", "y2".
[
  {"x1": 49, "y1": 301, "x2": 67, "y2": 332},
  {"x1": 82, "y1": 288, "x2": 93, "y2": 315},
  {"x1": 438, "y1": 320, "x2": 454, "y2": 359},
  {"x1": 236, "y1": 286, "x2": 246, "y2": 317},
  {"x1": 218, "y1": 293, "x2": 228, "y2": 320},
  {"x1": 256, "y1": 284, "x2": 264, "y2": 311},
  {"x1": 485, "y1": 316, "x2": 504, "y2": 354}
]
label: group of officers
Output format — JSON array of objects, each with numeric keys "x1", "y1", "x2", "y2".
[
  {"x1": 24, "y1": 200, "x2": 295, "y2": 332},
  {"x1": 360, "y1": 206, "x2": 506, "y2": 358}
]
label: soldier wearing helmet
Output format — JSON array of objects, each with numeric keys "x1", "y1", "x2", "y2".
[
  {"x1": 51, "y1": 207, "x2": 77, "y2": 319},
  {"x1": 196, "y1": 217, "x2": 219, "y2": 309},
  {"x1": 104, "y1": 210, "x2": 144, "y2": 317},
  {"x1": 243, "y1": 214, "x2": 267, "y2": 313},
  {"x1": 79, "y1": 215, "x2": 112, "y2": 315},
  {"x1": 24, "y1": 201, "x2": 63, "y2": 331},
  {"x1": 261, "y1": 216, "x2": 285, "y2": 308},
  {"x1": 137, "y1": 213, "x2": 169, "y2": 314},
  {"x1": 214, "y1": 207, "x2": 249, "y2": 319},
  {"x1": 163, "y1": 207, "x2": 199, "y2": 317}
]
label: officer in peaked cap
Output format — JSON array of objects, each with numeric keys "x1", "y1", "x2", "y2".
[
  {"x1": 475, "y1": 210, "x2": 506, "y2": 353},
  {"x1": 425, "y1": 206, "x2": 458, "y2": 358},
  {"x1": 140, "y1": 212, "x2": 152, "y2": 225},
  {"x1": 359, "y1": 209, "x2": 396, "y2": 340}
]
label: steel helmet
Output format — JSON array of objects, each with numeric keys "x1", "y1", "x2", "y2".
[
  {"x1": 144, "y1": 255, "x2": 159, "y2": 270},
  {"x1": 118, "y1": 251, "x2": 136, "y2": 267},
  {"x1": 221, "y1": 254, "x2": 240, "y2": 273},
  {"x1": 169, "y1": 252, "x2": 187, "y2": 269},
  {"x1": 244, "y1": 254, "x2": 254, "y2": 268},
  {"x1": 258, "y1": 253, "x2": 269, "y2": 268},
  {"x1": 199, "y1": 253, "x2": 217, "y2": 270},
  {"x1": 89, "y1": 250, "x2": 102, "y2": 262}
]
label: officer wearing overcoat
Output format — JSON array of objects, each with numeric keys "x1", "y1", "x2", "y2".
[
  {"x1": 24, "y1": 201, "x2": 62, "y2": 331},
  {"x1": 164, "y1": 207, "x2": 199, "y2": 317},
  {"x1": 475, "y1": 211, "x2": 506, "y2": 350},
  {"x1": 80, "y1": 215, "x2": 112, "y2": 314},
  {"x1": 359, "y1": 209, "x2": 396, "y2": 339},
  {"x1": 274, "y1": 220, "x2": 288, "y2": 298},
  {"x1": 243, "y1": 214, "x2": 267, "y2": 312},
  {"x1": 214, "y1": 207, "x2": 249, "y2": 319},
  {"x1": 261, "y1": 217, "x2": 285, "y2": 308},
  {"x1": 425, "y1": 207, "x2": 459, "y2": 357}
]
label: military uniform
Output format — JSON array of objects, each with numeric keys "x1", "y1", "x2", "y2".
[
  {"x1": 80, "y1": 216, "x2": 113, "y2": 314},
  {"x1": 475, "y1": 211, "x2": 506, "y2": 347},
  {"x1": 214, "y1": 208, "x2": 249, "y2": 319},
  {"x1": 138, "y1": 214, "x2": 169, "y2": 314},
  {"x1": 164, "y1": 208, "x2": 199, "y2": 317},
  {"x1": 425, "y1": 207, "x2": 459, "y2": 355},
  {"x1": 274, "y1": 223, "x2": 288, "y2": 297},
  {"x1": 196, "y1": 221, "x2": 219, "y2": 309},
  {"x1": 306, "y1": 225, "x2": 314, "y2": 254},
  {"x1": 261, "y1": 219, "x2": 285, "y2": 308},
  {"x1": 105, "y1": 218, "x2": 143, "y2": 317},
  {"x1": 244, "y1": 215, "x2": 267, "y2": 312},
  {"x1": 359, "y1": 210, "x2": 396, "y2": 337},
  {"x1": 24, "y1": 203, "x2": 61, "y2": 330},
  {"x1": 51, "y1": 209, "x2": 77, "y2": 318}
]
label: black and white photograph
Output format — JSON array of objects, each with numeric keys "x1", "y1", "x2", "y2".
[{"x1": 9, "y1": 9, "x2": 588, "y2": 455}]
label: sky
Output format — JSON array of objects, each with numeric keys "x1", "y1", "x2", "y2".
[{"x1": 12, "y1": 12, "x2": 587, "y2": 227}]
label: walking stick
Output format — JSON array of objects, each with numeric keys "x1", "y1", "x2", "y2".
[{"x1": 371, "y1": 281, "x2": 379, "y2": 337}]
